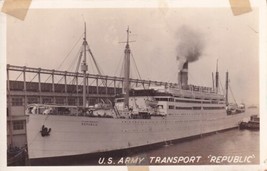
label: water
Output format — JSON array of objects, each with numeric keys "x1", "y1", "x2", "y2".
[
  {"x1": 134, "y1": 129, "x2": 259, "y2": 165},
  {"x1": 80, "y1": 128, "x2": 259, "y2": 166}
]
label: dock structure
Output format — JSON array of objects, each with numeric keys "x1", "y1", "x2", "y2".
[{"x1": 7, "y1": 64, "x2": 177, "y2": 148}]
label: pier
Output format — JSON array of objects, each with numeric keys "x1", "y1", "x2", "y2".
[{"x1": 7, "y1": 64, "x2": 177, "y2": 148}]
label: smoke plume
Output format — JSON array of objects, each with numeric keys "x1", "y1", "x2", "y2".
[{"x1": 176, "y1": 26, "x2": 205, "y2": 71}]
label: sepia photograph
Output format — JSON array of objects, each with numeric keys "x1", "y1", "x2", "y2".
[{"x1": 1, "y1": 0, "x2": 266, "y2": 170}]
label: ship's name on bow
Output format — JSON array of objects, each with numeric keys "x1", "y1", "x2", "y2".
[{"x1": 81, "y1": 121, "x2": 98, "y2": 126}]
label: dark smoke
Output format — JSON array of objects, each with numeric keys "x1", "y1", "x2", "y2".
[{"x1": 176, "y1": 26, "x2": 205, "y2": 70}]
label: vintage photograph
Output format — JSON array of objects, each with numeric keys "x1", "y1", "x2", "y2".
[{"x1": 5, "y1": 6, "x2": 260, "y2": 167}]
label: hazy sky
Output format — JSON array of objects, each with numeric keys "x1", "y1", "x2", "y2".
[{"x1": 6, "y1": 8, "x2": 259, "y2": 105}]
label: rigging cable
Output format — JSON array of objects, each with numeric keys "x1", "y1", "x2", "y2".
[
  {"x1": 130, "y1": 52, "x2": 145, "y2": 89},
  {"x1": 56, "y1": 33, "x2": 83, "y2": 70},
  {"x1": 113, "y1": 54, "x2": 124, "y2": 77},
  {"x1": 130, "y1": 52, "x2": 142, "y2": 80},
  {"x1": 75, "y1": 50, "x2": 83, "y2": 73},
  {"x1": 117, "y1": 55, "x2": 124, "y2": 88},
  {"x1": 87, "y1": 50, "x2": 96, "y2": 75},
  {"x1": 86, "y1": 46, "x2": 107, "y2": 86},
  {"x1": 219, "y1": 79, "x2": 225, "y2": 95},
  {"x1": 86, "y1": 46, "x2": 104, "y2": 75},
  {"x1": 67, "y1": 47, "x2": 84, "y2": 85},
  {"x1": 68, "y1": 46, "x2": 83, "y2": 72},
  {"x1": 119, "y1": 58, "x2": 124, "y2": 78},
  {"x1": 229, "y1": 84, "x2": 237, "y2": 105}
]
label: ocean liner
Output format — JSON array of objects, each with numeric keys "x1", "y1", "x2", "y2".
[{"x1": 25, "y1": 25, "x2": 249, "y2": 164}]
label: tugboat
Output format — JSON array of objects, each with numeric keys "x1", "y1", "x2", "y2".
[{"x1": 239, "y1": 115, "x2": 259, "y2": 130}]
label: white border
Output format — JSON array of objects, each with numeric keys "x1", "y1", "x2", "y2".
[
  {"x1": 0, "y1": 0, "x2": 266, "y2": 171},
  {"x1": 0, "y1": 3, "x2": 7, "y2": 170}
]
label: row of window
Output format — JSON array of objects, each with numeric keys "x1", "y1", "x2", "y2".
[
  {"x1": 168, "y1": 105, "x2": 225, "y2": 110},
  {"x1": 155, "y1": 98, "x2": 224, "y2": 104},
  {"x1": 9, "y1": 97, "x2": 110, "y2": 106},
  {"x1": 9, "y1": 81, "x2": 122, "y2": 94},
  {"x1": 203, "y1": 107, "x2": 225, "y2": 110},
  {"x1": 11, "y1": 98, "x2": 23, "y2": 106}
]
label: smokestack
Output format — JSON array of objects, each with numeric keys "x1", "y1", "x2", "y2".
[
  {"x1": 178, "y1": 61, "x2": 188, "y2": 88},
  {"x1": 175, "y1": 26, "x2": 205, "y2": 89}
]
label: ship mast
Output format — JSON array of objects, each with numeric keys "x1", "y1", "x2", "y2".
[
  {"x1": 123, "y1": 27, "x2": 131, "y2": 108},
  {"x1": 225, "y1": 71, "x2": 229, "y2": 105},
  {"x1": 215, "y1": 59, "x2": 219, "y2": 94},
  {"x1": 81, "y1": 23, "x2": 88, "y2": 108}
]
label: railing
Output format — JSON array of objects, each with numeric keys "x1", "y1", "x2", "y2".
[{"x1": 7, "y1": 64, "x2": 178, "y2": 88}]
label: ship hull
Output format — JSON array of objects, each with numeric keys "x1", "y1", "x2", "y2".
[
  {"x1": 26, "y1": 111, "x2": 250, "y2": 165},
  {"x1": 28, "y1": 126, "x2": 238, "y2": 166}
]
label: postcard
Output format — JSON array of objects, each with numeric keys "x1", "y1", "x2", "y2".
[{"x1": 1, "y1": 0, "x2": 266, "y2": 171}]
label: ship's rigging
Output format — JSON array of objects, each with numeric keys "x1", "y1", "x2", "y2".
[{"x1": 22, "y1": 23, "x2": 241, "y2": 111}]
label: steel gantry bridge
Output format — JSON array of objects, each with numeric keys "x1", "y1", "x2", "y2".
[{"x1": 7, "y1": 64, "x2": 178, "y2": 108}]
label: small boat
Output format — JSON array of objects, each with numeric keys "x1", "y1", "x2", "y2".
[
  {"x1": 248, "y1": 105, "x2": 258, "y2": 109},
  {"x1": 226, "y1": 103, "x2": 245, "y2": 114},
  {"x1": 239, "y1": 115, "x2": 259, "y2": 130}
]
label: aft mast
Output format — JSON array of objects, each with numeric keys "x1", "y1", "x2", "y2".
[
  {"x1": 225, "y1": 71, "x2": 229, "y2": 106},
  {"x1": 215, "y1": 59, "x2": 219, "y2": 94},
  {"x1": 81, "y1": 23, "x2": 88, "y2": 108}
]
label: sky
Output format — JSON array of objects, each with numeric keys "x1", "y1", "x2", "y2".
[{"x1": 6, "y1": 8, "x2": 259, "y2": 105}]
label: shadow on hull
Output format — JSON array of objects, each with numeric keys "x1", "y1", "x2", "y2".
[{"x1": 26, "y1": 127, "x2": 238, "y2": 166}]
